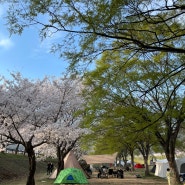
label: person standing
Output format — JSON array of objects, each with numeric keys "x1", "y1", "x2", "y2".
[
  {"x1": 50, "y1": 162, "x2": 54, "y2": 174},
  {"x1": 166, "y1": 168, "x2": 171, "y2": 185},
  {"x1": 47, "y1": 162, "x2": 51, "y2": 175}
]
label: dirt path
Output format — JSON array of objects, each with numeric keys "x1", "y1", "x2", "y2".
[{"x1": 88, "y1": 172, "x2": 168, "y2": 185}]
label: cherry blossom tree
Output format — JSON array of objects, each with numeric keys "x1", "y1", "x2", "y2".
[
  {"x1": 36, "y1": 77, "x2": 88, "y2": 175},
  {"x1": 38, "y1": 122, "x2": 87, "y2": 175},
  {"x1": 0, "y1": 73, "x2": 85, "y2": 185},
  {"x1": 40, "y1": 76, "x2": 88, "y2": 175}
]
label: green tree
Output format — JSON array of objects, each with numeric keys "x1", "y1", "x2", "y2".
[
  {"x1": 80, "y1": 51, "x2": 156, "y2": 174},
  {"x1": 3, "y1": 0, "x2": 185, "y2": 68},
  {"x1": 81, "y1": 51, "x2": 185, "y2": 184}
]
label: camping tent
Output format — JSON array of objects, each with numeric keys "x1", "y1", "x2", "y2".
[
  {"x1": 176, "y1": 158, "x2": 185, "y2": 174},
  {"x1": 155, "y1": 158, "x2": 185, "y2": 178},
  {"x1": 155, "y1": 159, "x2": 169, "y2": 178},
  {"x1": 134, "y1": 163, "x2": 144, "y2": 168},
  {"x1": 54, "y1": 167, "x2": 88, "y2": 184},
  {"x1": 82, "y1": 153, "x2": 117, "y2": 164},
  {"x1": 49, "y1": 150, "x2": 88, "y2": 179}
]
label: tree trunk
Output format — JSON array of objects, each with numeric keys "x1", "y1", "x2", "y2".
[
  {"x1": 56, "y1": 144, "x2": 76, "y2": 176},
  {"x1": 57, "y1": 159, "x2": 64, "y2": 173},
  {"x1": 130, "y1": 151, "x2": 135, "y2": 171},
  {"x1": 15, "y1": 144, "x2": 19, "y2": 154},
  {"x1": 157, "y1": 129, "x2": 180, "y2": 185},
  {"x1": 143, "y1": 155, "x2": 150, "y2": 176},
  {"x1": 56, "y1": 146, "x2": 65, "y2": 176},
  {"x1": 25, "y1": 142, "x2": 36, "y2": 185},
  {"x1": 166, "y1": 150, "x2": 180, "y2": 185},
  {"x1": 137, "y1": 142, "x2": 150, "y2": 176}
]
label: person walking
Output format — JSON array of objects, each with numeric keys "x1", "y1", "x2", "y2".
[{"x1": 166, "y1": 168, "x2": 171, "y2": 185}]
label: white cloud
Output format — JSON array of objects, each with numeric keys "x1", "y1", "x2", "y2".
[{"x1": 0, "y1": 38, "x2": 13, "y2": 49}]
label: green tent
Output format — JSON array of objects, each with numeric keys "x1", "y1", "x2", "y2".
[{"x1": 54, "y1": 168, "x2": 88, "y2": 184}]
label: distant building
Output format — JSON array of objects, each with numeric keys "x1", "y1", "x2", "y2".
[{"x1": 6, "y1": 144, "x2": 25, "y2": 154}]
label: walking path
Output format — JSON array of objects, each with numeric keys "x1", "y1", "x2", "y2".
[{"x1": 89, "y1": 171, "x2": 168, "y2": 185}]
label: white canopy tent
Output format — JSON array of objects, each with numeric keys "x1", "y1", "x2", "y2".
[
  {"x1": 155, "y1": 158, "x2": 185, "y2": 178},
  {"x1": 155, "y1": 159, "x2": 169, "y2": 178}
]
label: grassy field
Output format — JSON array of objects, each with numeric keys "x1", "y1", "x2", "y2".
[
  {"x1": 0, "y1": 152, "x2": 51, "y2": 184},
  {"x1": 0, "y1": 153, "x2": 168, "y2": 185}
]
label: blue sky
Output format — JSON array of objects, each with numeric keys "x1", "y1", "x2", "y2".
[{"x1": 0, "y1": 6, "x2": 69, "y2": 80}]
